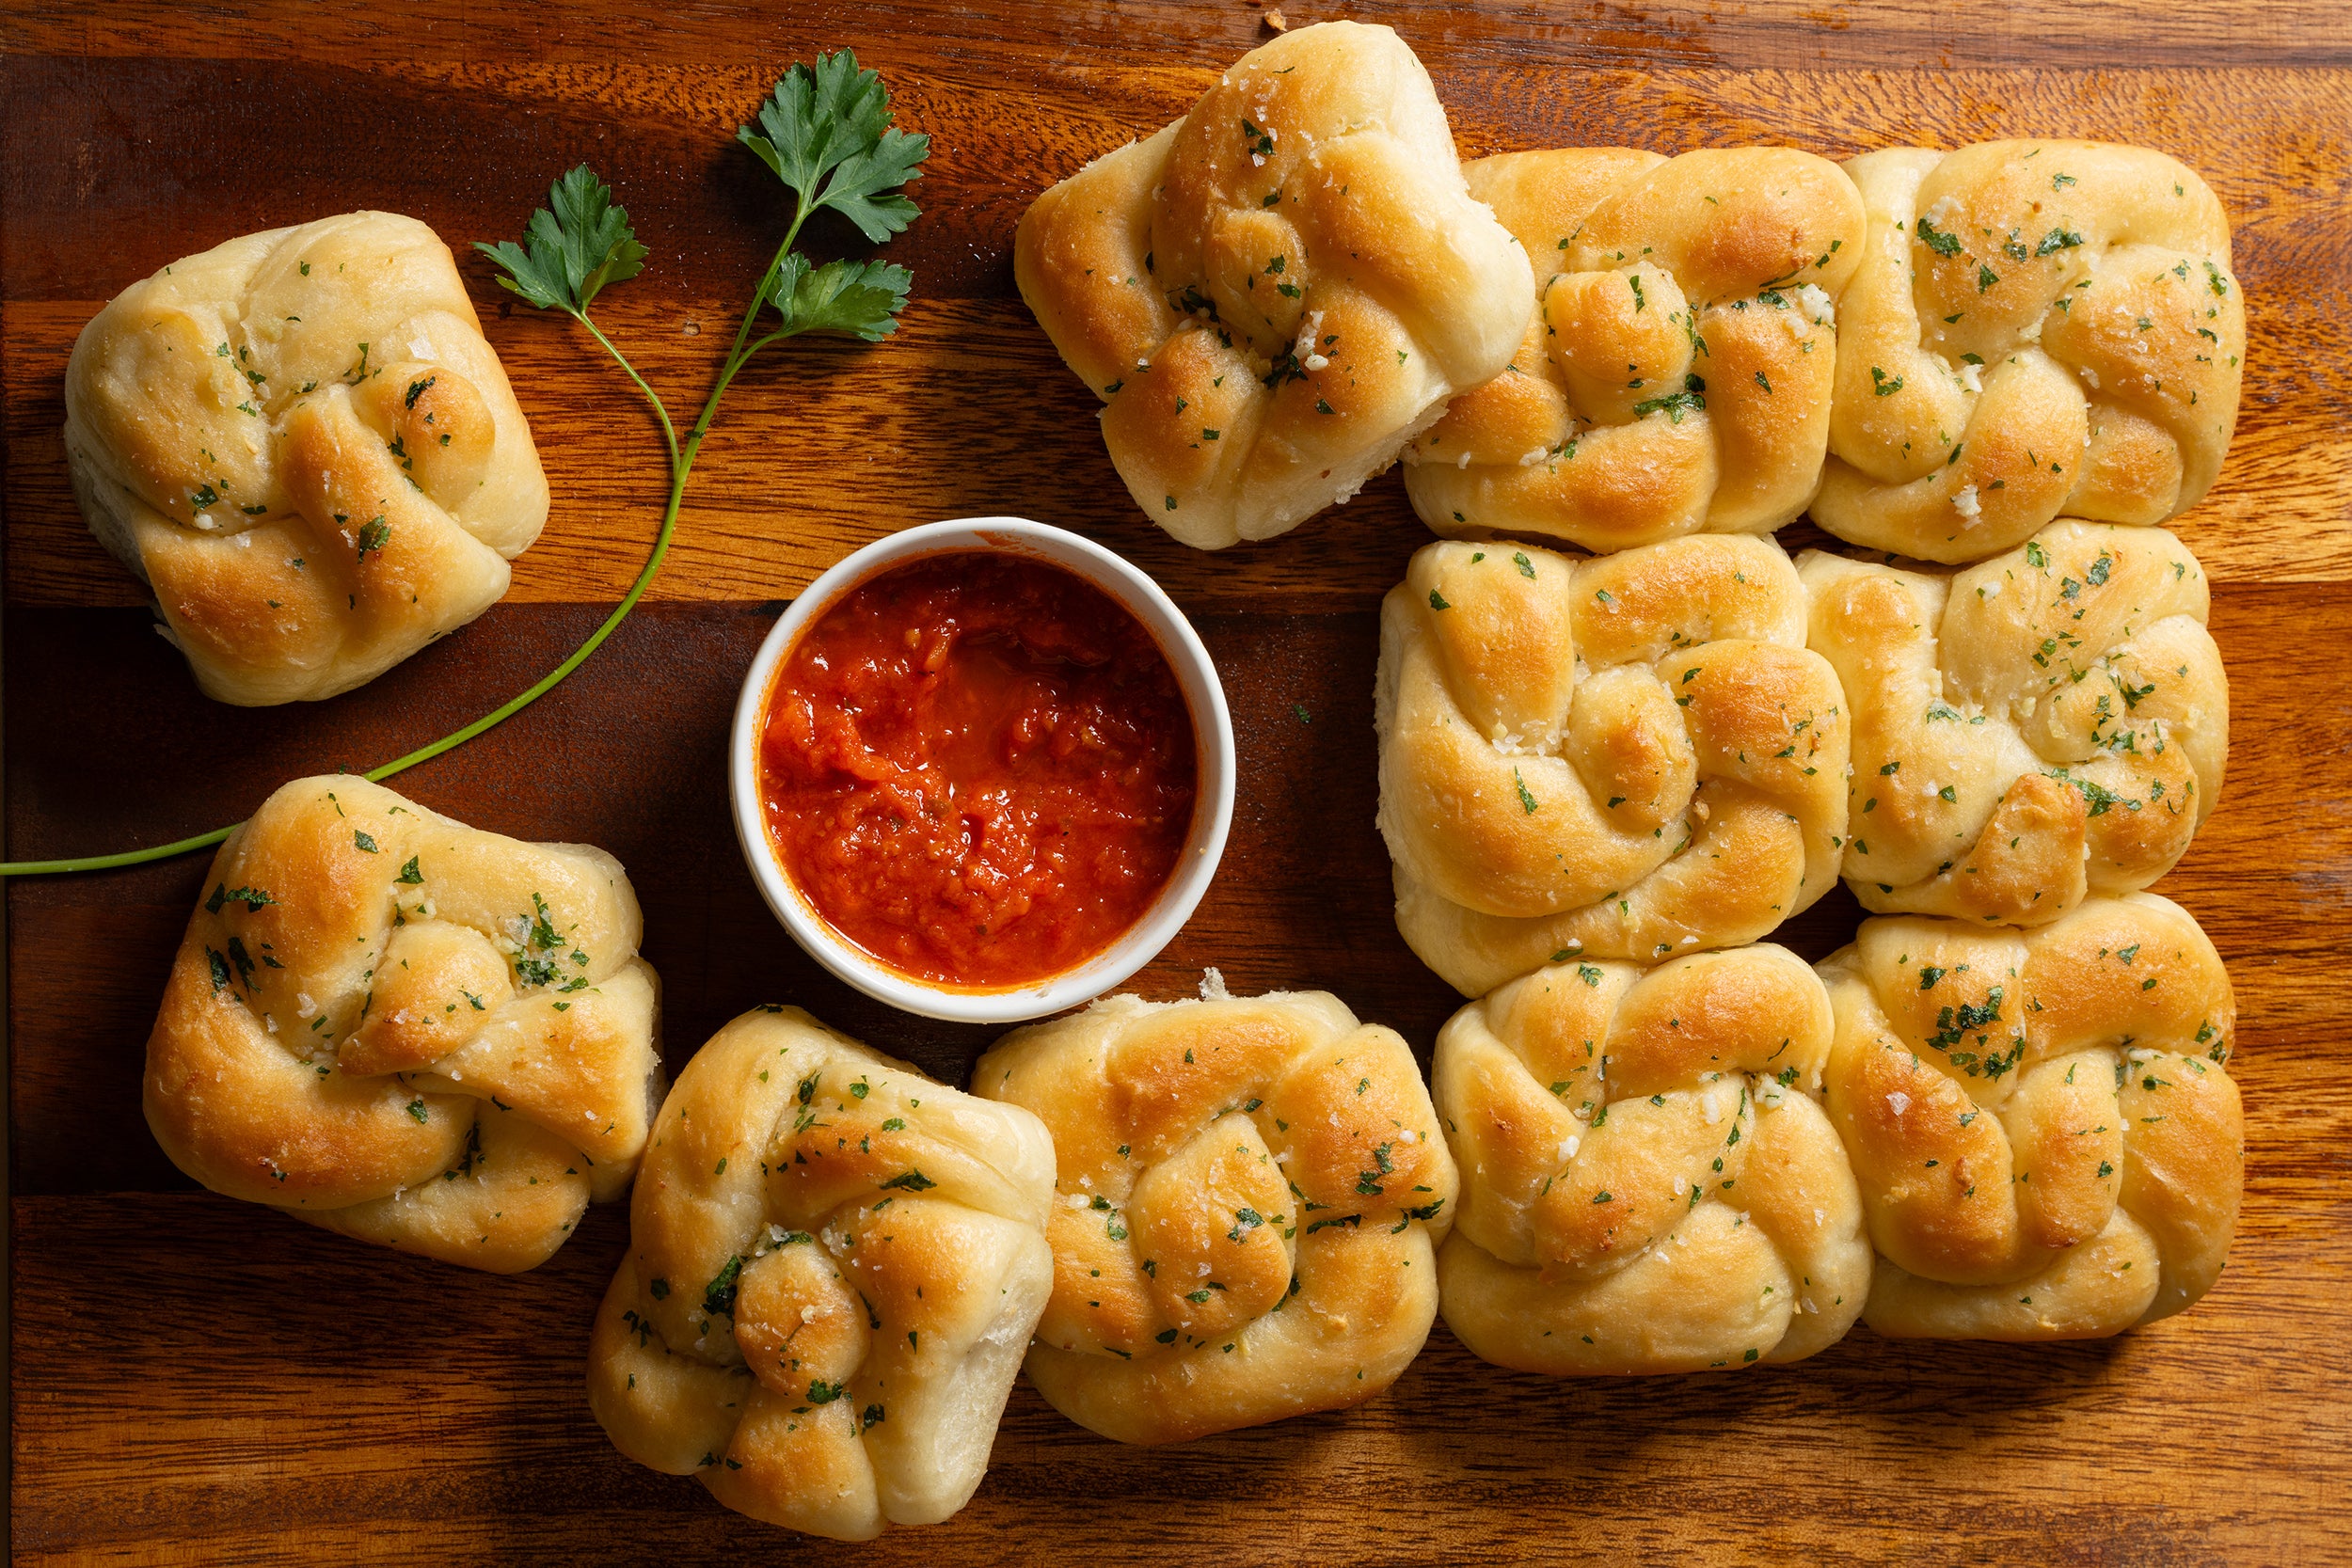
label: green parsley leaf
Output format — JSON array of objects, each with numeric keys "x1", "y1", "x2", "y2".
[
  {"x1": 1915, "y1": 216, "x2": 1963, "y2": 256},
  {"x1": 738, "y1": 51, "x2": 930, "y2": 243},
  {"x1": 703, "y1": 1256, "x2": 743, "y2": 1320},
  {"x1": 475, "y1": 164, "x2": 648, "y2": 314},
  {"x1": 767, "y1": 252, "x2": 914, "y2": 341},
  {"x1": 205, "y1": 883, "x2": 276, "y2": 914},
  {"x1": 2, "y1": 53, "x2": 930, "y2": 884}
]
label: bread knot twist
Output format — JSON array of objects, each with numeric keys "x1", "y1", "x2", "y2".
[
  {"x1": 141, "y1": 776, "x2": 660, "y2": 1273},
  {"x1": 589, "y1": 1008, "x2": 1056, "y2": 1539},
  {"x1": 1406, "y1": 147, "x2": 1865, "y2": 551},
  {"x1": 1013, "y1": 21, "x2": 1529, "y2": 548},
  {"x1": 973, "y1": 988, "x2": 1458, "y2": 1445},
  {"x1": 64, "y1": 211, "x2": 548, "y2": 704},
  {"x1": 1820, "y1": 894, "x2": 2241, "y2": 1338},
  {"x1": 1378, "y1": 534, "x2": 1849, "y2": 996},
  {"x1": 1433, "y1": 945, "x2": 1870, "y2": 1374},
  {"x1": 1816, "y1": 140, "x2": 2244, "y2": 562},
  {"x1": 1801, "y1": 520, "x2": 2226, "y2": 926}
]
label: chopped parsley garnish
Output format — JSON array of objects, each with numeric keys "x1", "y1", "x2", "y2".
[
  {"x1": 703, "y1": 1256, "x2": 743, "y2": 1319},
  {"x1": 1631, "y1": 373, "x2": 1707, "y2": 423},
  {"x1": 205, "y1": 883, "x2": 277, "y2": 914},
  {"x1": 1915, "y1": 216, "x2": 1963, "y2": 256}
]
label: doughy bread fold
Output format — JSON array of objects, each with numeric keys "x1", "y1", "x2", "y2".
[
  {"x1": 144, "y1": 775, "x2": 661, "y2": 1272},
  {"x1": 65, "y1": 211, "x2": 548, "y2": 704},
  {"x1": 1800, "y1": 520, "x2": 2226, "y2": 927},
  {"x1": 976, "y1": 986, "x2": 1457, "y2": 1444},
  {"x1": 1014, "y1": 21, "x2": 1531, "y2": 548},
  {"x1": 1818, "y1": 894, "x2": 2241, "y2": 1338},
  {"x1": 1377, "y1": 534, "x2": 1848, "y2": 996},
  {"x1": 589, "y1": 1008, "x2": 1055, "y2": 1538},
  {"x1": 1435, "y1": 945, "x2": 1871, "y2": 1374},
  {"x1": 1816, "y1": 141, "x2": 2243, "y2": 562},
  {"x1": 1407, "y1": 146, "x2": 1863, "y2": 551}
]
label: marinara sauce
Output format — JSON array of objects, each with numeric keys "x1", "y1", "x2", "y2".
[{"x1": 758, "y1": 550, "x2": 1199, "y2": 989}]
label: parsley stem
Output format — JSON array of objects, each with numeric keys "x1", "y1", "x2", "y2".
[
  {"x1": 7, "y1": 76, "x2": 923, "y2": 880},
  {"x1": 1, "y1": 309, "x2": 686, "y2": 879},
  {"x1": 578, "y1": 309, "x2": 680, "y2": 468},
  {"x1": 0, "y1": 825, "x2": 240, "y2": 878}
]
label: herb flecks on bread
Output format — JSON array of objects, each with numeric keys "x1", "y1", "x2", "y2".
[
  {"x1": 1406, "y1": 147, "x2": 1865, "y2": 552},
  {"x1": 1817, "y1": 140, "x2": 2244, "y2": 562},
  {"x1": 589, "y1": 1008, "x2": 1055, "y2": 1538},
  {"x1": 142, "y1": 775, "x2": 661, "y2": 1272},
  {"x1": 975, "y1": 987, "x2": 1458, "y2": 1445},
  {"x1": 65, "y1": 213, "x2": 548, "y2": 705},
  {"x1": 1435, "y1": 945, "x2": 1872, "y2": 1374},
  {"x1": 1819, "y1": 894, "x2": 2241, "y2": 1338},
  {"x1": 1014, "y1": 22, "x2": 1532, "y2": 548},
  {"x1": 1377, "y1": 534, "x2": 1850, "y2": 996},
  {"x1": 1800, "y1": 520, "x2": 2226, "y2": 927}
]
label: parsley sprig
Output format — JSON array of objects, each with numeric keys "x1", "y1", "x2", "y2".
[{"x1": 5, "y1": 50, "x2": 926, "y2": 877}]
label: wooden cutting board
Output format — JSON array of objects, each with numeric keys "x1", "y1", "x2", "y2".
[{"x1": 6, "y1": 2, "x2": 2348, "y2": 1561}]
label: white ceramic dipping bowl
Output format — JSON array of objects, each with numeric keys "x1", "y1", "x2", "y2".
[{"x1": 728, "y1": 516, "x2": 1235, "y2": 1024}]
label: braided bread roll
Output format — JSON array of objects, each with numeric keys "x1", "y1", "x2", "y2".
[
  {"x1": 1377, "y1": 534, "x2": 1848, "y2": 997},
  {"x1": 1406, "y1": 147, "x2": 1864, "y2": 551},
  {"x1": 143, "y1": 775, "x2": 660, "y2": 1272},
  {"x1": 589, "y1": 1008, "x2": 1055, "y2": 1539},
  {"x1": 1013, "y1": 22, "x2": 1530, "y2": 548},
  {"x1": 1816, "y1": 141, "x2": 2244, "y2": 562},
  {"x1": 1801, "y1": 520, "x2": 2226, "y2": 927},
  {"x1": 973, "y1": 987, "x2": 1457, "y2": 1445},
  {"x1": 65, "y1": 212, "x2": 548, "y2": 704},
  {"x1": 1435, "y1": 946, "x2": 1870, "y2": 1374},
  {"x1": 1820, "y1": 895, "x2": 2241, "y2": 1338}
]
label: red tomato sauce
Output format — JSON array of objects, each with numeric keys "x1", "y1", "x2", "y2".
[{"x1": 758, "y1": 550, "x2": 1199, "y2": 989}]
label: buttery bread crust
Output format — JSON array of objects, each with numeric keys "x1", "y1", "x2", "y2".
[
  {"x1": 973, "y1": 987, "x2": 1458, "y2": 1445},
  {"x1": 142, "y1": 776, "x2": 661, "y2": 1273},
  {"x1": 1406, "y1": 147, "x2": 1864, "y2": 551},
  {"x1": 1818, "y1": 895, "x2": 2241, "y2": 1338},
  {"x1": 1377, "y1": 534, "x2": 1848, "y2": 997},
  {"x1": 64, "y1": 211, "x2": 548, "y2": 705},
  {"x1": 1816, "y1": 141, "x2": 2243, "y2": 562},
  {"x1": 1800, "y1": 521, "x2": 2226, "y2": 927},
  {"x1": 1434, "y1": 946, "x2": 1871, "y2": 1374},
  {"x1": 1012, "y1": 22, "x2": 1531, "y2": 548},
  {"x1": 589, "y1": 1008, "x2": 1056, "y2": 1539}
]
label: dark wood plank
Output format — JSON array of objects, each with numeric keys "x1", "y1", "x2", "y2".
[
  {"x1": 8, "y1": 1180, "x2": 2346, "y2": 1567},
  {"x1": 6, "y1": 59, "x2": 2351, "y2": 610},
  {"x1": 9, "y1": 588, "x2": 2345, "y2": 1188},
  {"x1": 8, "y1": 2, "x2": 2352, "y2": 1561},
  {"x1": 7, "y1": 0, "x2": 2352, "y2": 71}
]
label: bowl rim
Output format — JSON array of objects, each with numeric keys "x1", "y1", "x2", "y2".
[{"x1": 727, "y1": 515, "x2": 1236, "y2": 1024}]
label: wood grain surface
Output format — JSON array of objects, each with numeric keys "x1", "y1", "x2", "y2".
[{"x1": 5, "y1": 2, "x2": 2348, "y2": 1563}]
